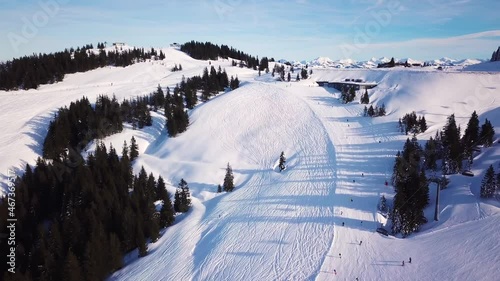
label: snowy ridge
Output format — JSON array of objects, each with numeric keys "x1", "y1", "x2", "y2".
[{"x1": 288, "y1": 56, "x2": 486, "y2": 69}]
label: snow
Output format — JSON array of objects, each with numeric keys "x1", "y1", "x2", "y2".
[
  {"x1": 288, "y1": 56, "x2": 483, "y2": 69},
  {"x1": 462, "y1": 61, "x2": 500, "y2": 72},
  {"x1": 1, "y1": 47, "x2": 500, "y2": 281}
]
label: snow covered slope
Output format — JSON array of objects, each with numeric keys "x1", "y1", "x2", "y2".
[
  {"x1": 1, "y1": 47, "x2": 499, "y2": 281},
  {"x1": 0, "y1": 47, "x2": 253, "y2": 193},
  {"x1": 110, "y1": 68, "x2": 499, "y2": 280}
]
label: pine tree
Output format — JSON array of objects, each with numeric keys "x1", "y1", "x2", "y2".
[
  {"x1": 479, "y1": 119, "x2": 495, "y2": 147},
  {"x1": 217, "y1": 184, "x2": 222, "y2": 193},
  {"x1": 496, "y1": 170, "x2": 500, "y2": 195},
  {"x1": 378, "y1": 103, "x2": 386, "y2": 116},
  {"x1": 377, "y1": 195, "x2": 388, "y2": 213},
  {"x1": 157, "y1": 176, "x2": 175, "y2": 228},
  {"x1": 287, "y1": 72, "x2": 291, "y2": 82},
  {"x1": 296, "y1": 73, "x2": 300, "y2": 81},
  {"x1": 223, "y1": 163, "x2": 235, "y2": 192},
  {"x1": 462, "y1": 111, "x2": 480, "y2": 158},
  {"x1": 367, "y1": 105, "x2": 375, "y2": 117},
  {"x1": 136, "y1": 223, "x2": 148, "y2": 257},
  {"x1": 301, "y1": 68, "x2": 308, "y2": 79},
  {"x1": 480, "y1": 165, "x2": 496, "y2": 198},
  {"x1": 389, "y1": 57, "x2": 395, "y2": 67},
  {"x1": 442, "y1": 114, "x2": 462, "y2": 174},
  {"x1": 391, "y1": 136, "x2": 429, "y2": 237},
  {"x1": 419, "y1": 116, "x2": 427, "y2": 133},
  {"x1": 278, "y1": 151, "x2": 286, "y2": 172},
  {"x1": 360, "y1": 89, "x2": 369, "y2": 104},
  {"x1": 230, "y1": 76, "x2": 240, "y2": 90},
  {"x1": 174, "y1": 179, "x2": 191, "y2": 213},
  {"x1": 108, "y1": 233, "x2": 123, "y2": 271},
  {"x1": 129, "y1": 136, "x2": 139, "y2": 161},
  {"x1": 424, "y1": 137, "x2": 438, "y2": 170},
  {"x1": 63, "y1": 249, "x2": 84, "y2": 281},
  {"x1": 348, "y1": 87, "x2": 356, "y2": 103}
]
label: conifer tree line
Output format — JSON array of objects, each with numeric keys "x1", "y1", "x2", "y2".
[
  {"x1": 43, "y1": 93, "x2": 156, "y2": 161},
  {"x1": 0, "y1": 140, "x2": 178, "y2": 281},
  {"x1": 0, "y1": 83, "x2": 210, "y2": 279},
  {"x1": 421, "y1": 111, "x2": 495, "y2": 175},
  {"x1": 162, "y1": 65, "x2": 237, "y2": 137},
  {"x1": 399, "y1": 111, "x2": 427, "y2": 135},
  {"x1": 0, "y1": 43, "x2": 162, "y2": 91},
  {"x1": 341, "y1": 87, "x2": 356, "y2": 103},
  {"x1": 171, "y1": 64, "x2": 183, "y2": 72},
  {"x1": 363, "y1": 104, "x2": 386, "y2": 117},
  {"x1": 377, "y1": 57, "x2": 396, "y2": 68},
  {"x1": 180, "y1": 41, "x2": 265, "y2": 70},
  {"x1": 390, "y1": 110, "x2": 497, "y2": 236},
  {"x1": 271, "y1": 64, "x2": 307, "y2": 81}
]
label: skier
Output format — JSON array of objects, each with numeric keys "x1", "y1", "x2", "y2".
[
  {"x1": 342, "y1": 222, "x2": 345, "y2": 226},
  {"x1": 362, "y1": 173, "x2": 364, "y2": 177},
  {"x1": 409, "y1": 257, "x2": 412, "y2": 263},
  {"x1": 359, "y1": 240, "x2": 362, "y2": 245},
  {"x1": 339, "y1": 253, "x2": 341, "y2": 258},
  {"x1": 402, "y1": 261, "x2": 405, "y2": 266},
  {"x1": 350, "y1": 198, "x2": 353, "y2": 202},
  {"x1": 334, "y1": 269, "x2": 336, "y2": 275}
]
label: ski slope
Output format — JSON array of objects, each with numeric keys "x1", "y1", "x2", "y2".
[
  {"x1": 109, "y1": 67, "x2": 499, "y2": 280},
  {"x1": 1, "y1": 48, "x2": 500, "y2": 281}
]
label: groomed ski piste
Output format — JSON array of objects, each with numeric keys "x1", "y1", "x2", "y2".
[{"x1": 1, "y1": 47, "x2": 499, "y2": 281}]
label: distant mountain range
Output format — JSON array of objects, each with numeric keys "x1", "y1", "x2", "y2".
[{"x1": 282, "y1": 57, "x2": 485, "y2": 69}]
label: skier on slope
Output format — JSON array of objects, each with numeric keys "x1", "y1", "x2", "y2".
[
  {"x1": 359, "y1": 240, "x2": 362, "y2": 245},
  {"x1": 402, "y1": 261, "x2": 405, "y2": 266},
  {"x1": 339, "y1": 253, "x2": 341, "y2": 258},
  {"x1": 409, "y1": 257, "x2": 412, "y2": 263}
]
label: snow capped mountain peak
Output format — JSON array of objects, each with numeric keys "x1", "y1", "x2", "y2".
[
  {"x1": 274, "y1": 55, "x2": 484, "y2": 70},
  {"x1": 314, "y1": 57, "x2": 334, "y2": 64},
  {"x1": 305, "y1": 56, "x2": 483, "y2": 69}
]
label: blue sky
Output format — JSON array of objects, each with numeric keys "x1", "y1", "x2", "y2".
[{"x1": 1, "y1": 0, "x2": 499, "y2": 61}]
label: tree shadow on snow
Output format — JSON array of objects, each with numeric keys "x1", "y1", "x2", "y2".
[{"x1": 22, "y1": 113, "x2": 55, "y2": 155}]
